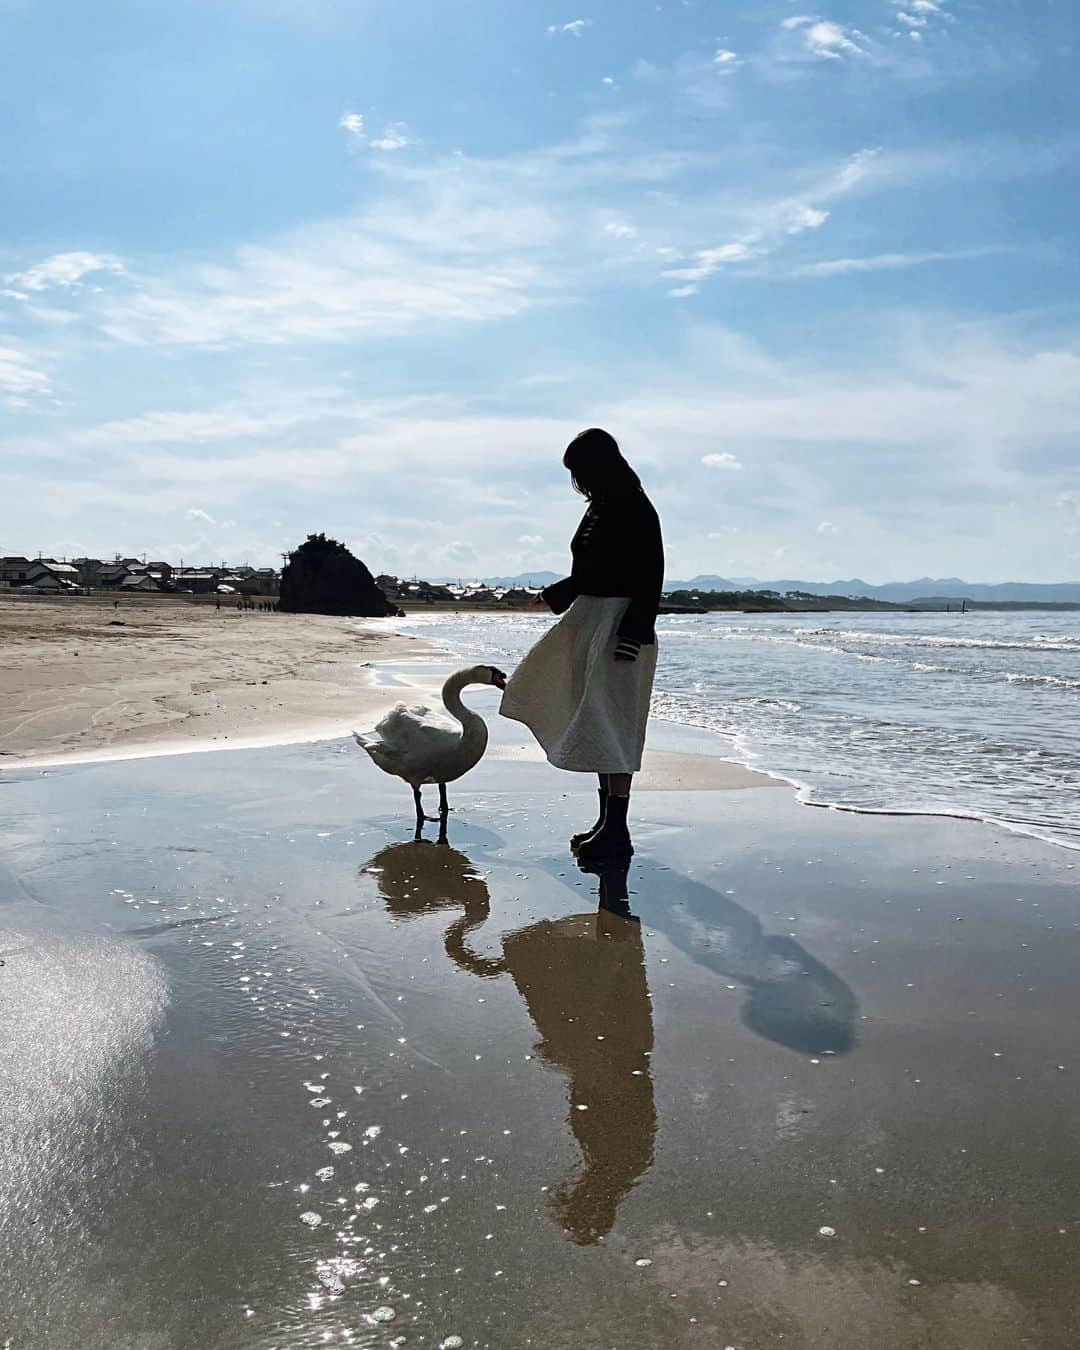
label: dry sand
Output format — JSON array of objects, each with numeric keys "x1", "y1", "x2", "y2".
[
  {"x1": 0, "y1": 595, "x2": 419, "y2": 767},
  {"x1": 0, "y1": 594, "x2": 773, "y2": 789}
]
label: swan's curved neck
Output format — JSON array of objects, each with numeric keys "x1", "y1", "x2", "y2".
[{"x1": 442, "y1": 672, "x2": 487, "y2": 744}]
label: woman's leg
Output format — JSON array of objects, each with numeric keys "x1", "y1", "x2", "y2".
[
  {"x1": 570, "y1": 774, "x2": 610, "y2": 851},
  {"x1": 577, "y1": 773, "x2": 634, "y2": 862}
]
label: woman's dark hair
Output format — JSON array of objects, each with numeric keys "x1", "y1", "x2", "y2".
[{"x1": 563, "y1": 428, "x2": 641, "y2": 499}]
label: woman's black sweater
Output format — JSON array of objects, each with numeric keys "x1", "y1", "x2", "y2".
[{"x1": 541, "y1": 487, "x2": 665, "y2": 645}]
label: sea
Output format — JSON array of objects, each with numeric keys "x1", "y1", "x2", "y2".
[{"x1": 382, "y1": 608, "x2": 1080, "y2": 852}]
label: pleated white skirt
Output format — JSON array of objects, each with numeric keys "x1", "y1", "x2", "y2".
[{"x1": 499, "y1": 595, "x2": 658, "y2": 774}]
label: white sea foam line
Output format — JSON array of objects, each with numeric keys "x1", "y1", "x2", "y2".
[
  {"x1": 1005, "y1": 672, "x2": 1080, "y2": 690},
  {"x1": 788, "y1": 628, "x2": 1080, "y2": 652},
  {"x1": 383, "y1": 612, "x2": 1080, "y2": 852}
]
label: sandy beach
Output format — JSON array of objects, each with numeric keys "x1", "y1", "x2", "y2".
[
  {"x1": 0, "y1": 595, "x2": 423, "y2": 766},
  {"x1": 0, "y1": 596, "x2": 771, "y2": 790},
  {"x1": 2, "y1": 620, "x2": 1079, "y2": 1347}
]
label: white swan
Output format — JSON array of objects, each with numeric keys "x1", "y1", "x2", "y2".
[{"x1": 354, "y1": 664, "x2": 507, "y2": 829}]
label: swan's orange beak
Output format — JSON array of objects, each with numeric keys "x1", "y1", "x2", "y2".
[{"x1": 492, "y1": 667, "x2": 508, "y2": 690}]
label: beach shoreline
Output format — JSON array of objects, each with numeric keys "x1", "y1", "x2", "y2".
[{"x1": 0, "y1": 595, "x2": 779, "y2": 793}]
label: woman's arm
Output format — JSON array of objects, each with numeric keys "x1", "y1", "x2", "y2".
[
  {"x1": 540, "y1": 575, "x2": 579, "y2": 614},
  {"x1": 614, "y1": 500, "x2": 664, "y2": 659}
]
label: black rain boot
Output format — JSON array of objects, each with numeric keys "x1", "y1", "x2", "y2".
[
  {"x1": 570, "y1": 786, "x2": 608, "y2": 852},
  {"x1": 576, "y1": 793, "x2": 633, "y2": 866}
]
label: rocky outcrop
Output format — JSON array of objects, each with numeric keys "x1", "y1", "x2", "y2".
[{"x1": 278, "y1": 534, "x2": 400, "y2": 617}]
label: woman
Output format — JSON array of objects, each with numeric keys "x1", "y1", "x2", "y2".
[{"x1": 500, "y1": 428, "x2": 663, "y2": 864}]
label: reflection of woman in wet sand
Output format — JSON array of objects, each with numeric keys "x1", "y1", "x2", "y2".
[
  {"x1": 500, "y1": 909, "x2": 655, "y2": 1244},
  {"x1": 363, "y1": 840, "x2": 656, "y2": 1245}
]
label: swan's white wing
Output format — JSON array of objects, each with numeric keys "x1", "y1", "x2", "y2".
[
  {"x1": 353, "y1": 701, "x2": 462, "y2": 784},
  {"x1": 373, "y1": 702, "x2": 431, "y2": 740}
]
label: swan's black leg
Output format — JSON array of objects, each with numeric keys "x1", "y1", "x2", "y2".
[
  {"x1": 438, "y1": 782, "x2": 449, "y2": 817},
  {"x1": 413, "y1": 785, "x2": 424, "y2": 834}
]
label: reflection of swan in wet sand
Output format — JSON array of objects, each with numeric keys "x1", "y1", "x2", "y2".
[{"x1": 362, "y1": 840, "x2": 656, "y2": 1246}]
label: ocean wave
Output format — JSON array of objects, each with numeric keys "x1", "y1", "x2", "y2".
[
  {"x1": 1004, "y1": 671, "x2": 1080, "y2": 690},
  {"x1": 793, "y1": 628, "x2": 1080, "y2": 653},
  {"x1": 391, "y1": 610, "x2": 1080, "y2": 852}
]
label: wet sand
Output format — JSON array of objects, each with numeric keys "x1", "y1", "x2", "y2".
[{"x1": 2, "y1": 687, "x2": 1078, "y2": 1349}]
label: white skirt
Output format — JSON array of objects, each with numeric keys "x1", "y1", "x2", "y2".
[{"x1": 499, "y1": 595, "x2": 658, "y2": 774}]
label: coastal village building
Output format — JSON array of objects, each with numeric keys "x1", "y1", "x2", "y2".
[
  {"x1": 95, "y1": 564, "x2": 132, "y2": 589},
  {"x1": 121, "y1": 573, "x2": 160, "y2": 592},
  {"x1": 173, "y1": 569, "x2": 222, "y2": 594},
  {"x1": 1, "y1": 554, "x2": 282, "y2": 597},
  {"x1": 0, "y1": 556, "x2": 33, "y2": 587},
  {"x1": 15, "y1": 560, "x2": 84, "y2": 591}
]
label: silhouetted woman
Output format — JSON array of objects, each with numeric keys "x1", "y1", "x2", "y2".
[{"x1": 500, "y1": 429, "x2": 663, "y2": 863}]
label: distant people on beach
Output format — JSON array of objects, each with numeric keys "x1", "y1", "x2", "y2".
[{"x1": 500, "y1": 429, "x2": 664, "y2": 866}]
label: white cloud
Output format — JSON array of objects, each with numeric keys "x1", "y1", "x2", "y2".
[
  {"x1": 548, "y1": 19, "x2": 591, "y2": 36},
  {"x1": 785, "y1": 205, "x2": 830, "y2": 233},
  {"x1": 339, "y1": 112, "x2": 365, "y2": 142},
  {"x1": 781, "y1": 15, "x2": 868, "y2": 61},
  {"x1": 7, "y1": 318, "x2": 1079, "y2": 578},
  {"x1": 97, "y1": 217, "x2": 540, "y2": 347},
  {"x1": 603, "y1": 220, "x2": 637, "y2": 239},
  {"x1": 805, "y1": 20, "x2": 867, "y2": 59},
  {"x1": 654, "y1": 152, "x2": 860, "y2": 293},
  {"x1": 817, "y1": 520, "x2": 840, "y2": 534},
  {"x1": 714, "y1": 48, "x2": 739, "y2": 68},
  {"x1": 664, "y1": 241, "x2": 759, "y2": 284},
  {"x1": 791, "y1": 247, "x2": 1005, "y2": 278},
  {"x1": 702, "y1": 452, "x2": 743, "y2": 470},
  {"x1": 601, "y1": 75, "x2": 614, "y2": 85},
  {"x1": 5, "y1": 251, "x2": 125, "y2": 292},
  {"x1": 370, "y1": 123, "x2": 412, "y2": 152},
  {"x1": 186, "y1": 507, "x2": 217, "y2": 524},
  {"x1": 77, "y1": 407, "x2": 311, "y2": 445},
  {"x1": 1058, "y1": 491, "x2": 1080, "y2": 522},
  {"x1": 0, "y1": 342, "x2": 50, "y2": 396},
  {"x1": 519, "y1": 534, "x2": 543, "y2": 546},
  {"x1": 892, "y1": 0, "x2": 946, "y2": 29}
]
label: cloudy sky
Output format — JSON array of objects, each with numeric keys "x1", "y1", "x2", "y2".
[{"x1": 2, "y1": 0, "x2": 1077, "y2": 582}]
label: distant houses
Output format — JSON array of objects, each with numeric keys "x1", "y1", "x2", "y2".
[
  {"x1": 376, "y1": 575, "x2": 543, "y2": 608},
  {"x1": 1, "y1": 555, "x2": 282, "y2": 597},
  {"x1": 1, "y1": 557, "x2": 83, "y2": 591}
]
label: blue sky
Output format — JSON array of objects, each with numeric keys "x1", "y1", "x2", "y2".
[{"x1": 2, "y1": 0, "x2": 1077, "y2": 581}]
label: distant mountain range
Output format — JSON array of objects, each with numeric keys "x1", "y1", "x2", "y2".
[{"x1": 469, "y1": 573, "x2": 1080, "y2": 604}]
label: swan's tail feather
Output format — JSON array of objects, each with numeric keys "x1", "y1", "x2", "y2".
[{"x1": 354, "y1": 733, "x2": 396, "y2": 776}]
